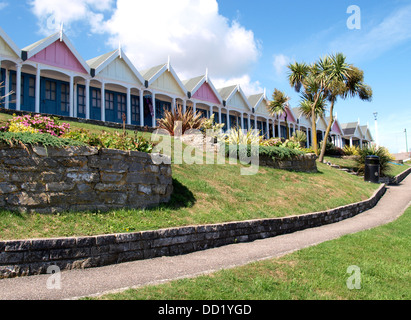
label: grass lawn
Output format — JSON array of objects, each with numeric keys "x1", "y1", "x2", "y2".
[
  {"x1": 388, "y1": 162, "x2": 411, "y2": 177},
  {"x1": 91, "y1": 205, "x2": 411, "y2": 300},
  {"x1": 0, "y1": 159, "x2": 378, "y2": 240},
  {"x1": 323, "y1": 156, "x2": 358, "y2": 169},
  {"x1": 0, "y1": 112, "x2": 379, "y2": 240}
]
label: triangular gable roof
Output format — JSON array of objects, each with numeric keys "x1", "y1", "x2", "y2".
[
  {"x1": 87, "y1": 48, "x2": 144, "y2": 85},
  {"x1": 141, "y1": 62, "x2": 187, "y2": 95},
  {"x1": 342, "y1": 122, "x2": 364, "y2": 139},
  {"x1": 218, "y1": 85, "x2": 252, "y2": 110},
  {"x1": 292, "y1": 107, "x2": 306, "y2": 120},
  {"x1": 218, "y1": 85, "x2": 237, "y2": 102},
  {"x1": 316, "y1": 115, "x2": 328, "y2": 131},
  {"x1": 186, "y1": 75, "x2": 222, "y2": 104},
  {"x1": 360, "y1": 125, "x2": 373, "y2": 141},
  {"x1": 87, "y1": 50, "x2": 117, "y2": 71},
  {"x1": 250, "y1": 93, "x2": 274, "y2": 118},
  {"x1": 326, "y1": 116, "x2": 343, "y2": 135},
  {"x1": 292, "y1": 107, "x2": 312, "y2": 127},
  {"x1": 0, "y1": 26, "x2": 21, "y2": 59},
  {"x1": 21, "y1": 31, "x2": 90, "y2": 74},
  {"x1": 248, "y1": 93, "x2": 266, "y2": 111},
  {"x1": 278, "y1": 105, "x2": 297, "y2": 123},
  {"x1": 183, "y1": 75, "x2": 204, "y2": 93},
  {"x1": 183, "y1": 74, "x2": 223, "y2": 104}
]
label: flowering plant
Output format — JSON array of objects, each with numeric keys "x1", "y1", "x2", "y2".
[
  {"x1": 7, "y1": 122, "x2": 39, "y2": 134},
  {"x1": 0, "y1": 114, "x2": 70, "y2": 137}
]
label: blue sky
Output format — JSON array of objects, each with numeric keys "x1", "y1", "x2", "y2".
[{"x1": 1, "y1": 0, "x2": 410, "y2": 153}]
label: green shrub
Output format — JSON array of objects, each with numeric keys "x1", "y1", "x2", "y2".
[
  {"x1": 281, "y1": 139, "x2": 302, "y2": 150},
  {"x1": 260, "y1": 137, "x2": 283, "y2": 147},
  {"x1": 200, "y1": 114, "x2": 225, "y2": 139},
  {"x1": 302, "y1": 147, "x2": 315, "y2": 154},
  {"x1": 261, "y1": 137, "x2": 303, "y2": 151},
  {"x1": 64, "y1": 129, "x2": 154, "y2": 153},
  {"x1": 343, "y1": 145, "x2": 360, "y2": 156},
  {"x1": 0, "y1": 131, "x2": 85, "y2": 149},
  {"x1": 356, "y1": 145, "x2": 394, "y2": 177},
  {"x1": 320, "y1": 141, "x2": 344, "y2": 156},
  {"x1": 292, "y1": 130, "x2": 307, "y2": 146},
  {"x1": 225, "y1": 127, "x2": 262, "y2": 145},
  {"x1": 259, "y1": 145, "x2": 304, "y2": 160},
  {"x1": 225, "y1": 144, "x2": 304, "y2": 161},
  {"x1": 63, "y1": 128, "x2": 101, "y2": 146}
]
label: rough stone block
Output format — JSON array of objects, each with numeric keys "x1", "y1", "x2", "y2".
[
  {"x1": 100, "y1": 173, "x2": 124, "y2": 183},
  {"x1": 46, "y1": 182, "x2": 75, "y2": 192},
  {"x1": 0, "y1": 182, "x2": 18, "y2": 194},
  {"x1": 66, "y1": 172, "x2": 99, "y2": 183},
  {"x1": 126, "y1": 173, "x2": 157, "y2": 184},
  {"x1": 3, "y1": 240, "x2": 31, "y2": 252},
  {"x1": 138, "y1": 185, "x2": 152, "y2": 195},
  {"x1": 7, "y1": 192, "x2": 48, "y2": 207}
]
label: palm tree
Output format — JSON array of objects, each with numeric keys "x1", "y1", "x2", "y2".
[
  {"x1": 268, "y1": 89, "x2": 291, "y2": 139},
  {"x1": 299, "y1": 91, "x2": 327, "y2": 148},
  {"x1": 318, "y1": 54, "x2": 373, "y2": 162},
  {"x1": 288, "y1": 60, "x2": 328, "y2": 155}
]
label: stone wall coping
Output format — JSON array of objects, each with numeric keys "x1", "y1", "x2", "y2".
[{"x1": 390, "y1": 166, "x2": 411, "y2": 185}]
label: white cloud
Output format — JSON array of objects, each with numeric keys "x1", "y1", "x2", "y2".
[
  {"x1": 212, "y1": 74, "x2": 264, "y2": 96},
  {"x1": 29, "y1": 0, "x2": 114, "y2": 34},
  {"x1": 102, "y1": 0, "x2": 260, "y2": 80},
  {"x1": 29, "y1": 0, "x2": 261, "y2": 93},
  {"x1": 272, "y1": 54, "x2": 291, "y2": 77}
]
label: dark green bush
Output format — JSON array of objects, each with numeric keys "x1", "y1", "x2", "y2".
[
  {"x1": 356, "y1": 145, "x2": 394, "y2": 177},
  {"x1": 64, "y1": 129, "x2": 154, "y2": 153},
  {"x1": 225, "y1": 144, "x2": 304, "y2": 161},
  {"x1": 0, "y1": 131, "x2": 85, "y2": 148},
  {"x1": 320, "y1": 141, "x2": 345, "y2": 156}
]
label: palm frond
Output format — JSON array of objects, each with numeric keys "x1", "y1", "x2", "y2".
[
  {"x1": 268, "y1": 89, "x2": 290, "y2": 117},
  {"x1": 299, "y1": 92, "x2": 327, "y2": 117},
  {"x1": 288, "y1": 62, "x2": 309, "y2": 92}
]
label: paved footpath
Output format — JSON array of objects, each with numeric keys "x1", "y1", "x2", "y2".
[{"x1": 1, "y1": 174, "x2": 411, "y2": 300}]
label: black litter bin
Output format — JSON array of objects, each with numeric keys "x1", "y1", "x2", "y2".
[{"x1": 364, "y1": 155, "x2": 380, "y2": 183}]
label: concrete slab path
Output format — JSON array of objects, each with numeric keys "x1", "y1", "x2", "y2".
[{"x1": 1, "y1": 174, "x2": 411, "y2": 300}]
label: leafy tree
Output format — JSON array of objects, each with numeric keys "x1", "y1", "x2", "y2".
[
  {"x1": 288, "y1": 60, "x2": 328, "y2": 155},
  {"x1": 288, "y1": 54, "x2": 372, "y2": 157},
  {"x1": 268, "y1": 89, "x2": 291, "y2": 139},
  {"x1": 318, "y1": 54, "x2": 373, "y2": 162}
]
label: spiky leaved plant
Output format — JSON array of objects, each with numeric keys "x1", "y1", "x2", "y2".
[
  {"x1": 225, "y1": 126, "x2": 262, "y2": 145},
  {"x1": 157, "y1": 105, "x2": 205, "y2": 136},
  {"x1": 291, "y1": 130, "x2": 307, "y2": 147}
]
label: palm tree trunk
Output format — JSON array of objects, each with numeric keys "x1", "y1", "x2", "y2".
[
  {"x1": 310, "y1": 89, "x2": 322, "y2": 155},
  {"x1": 319, "y1": 101, "x2": 335, "y2": 163},
  {"x1": 285, "y1": 114, "x2": 289, "y2": 139},
  {"x1": 311, "y1": 108, "x2": 318, "y2": 155}
]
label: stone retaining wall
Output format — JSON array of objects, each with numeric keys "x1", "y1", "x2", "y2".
[
  {"x1": 388, "y1": 166, "x2": 411, "y2": 185},
  {"x1": 259, "y1": 153, "x2": 318, "y2": 173},
  {"x1": 0, "y1": 184, "x2": 386, "y2": 279},
  {"x1": 0, "y1": 145, "x2": 173, "y2": 214}
]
